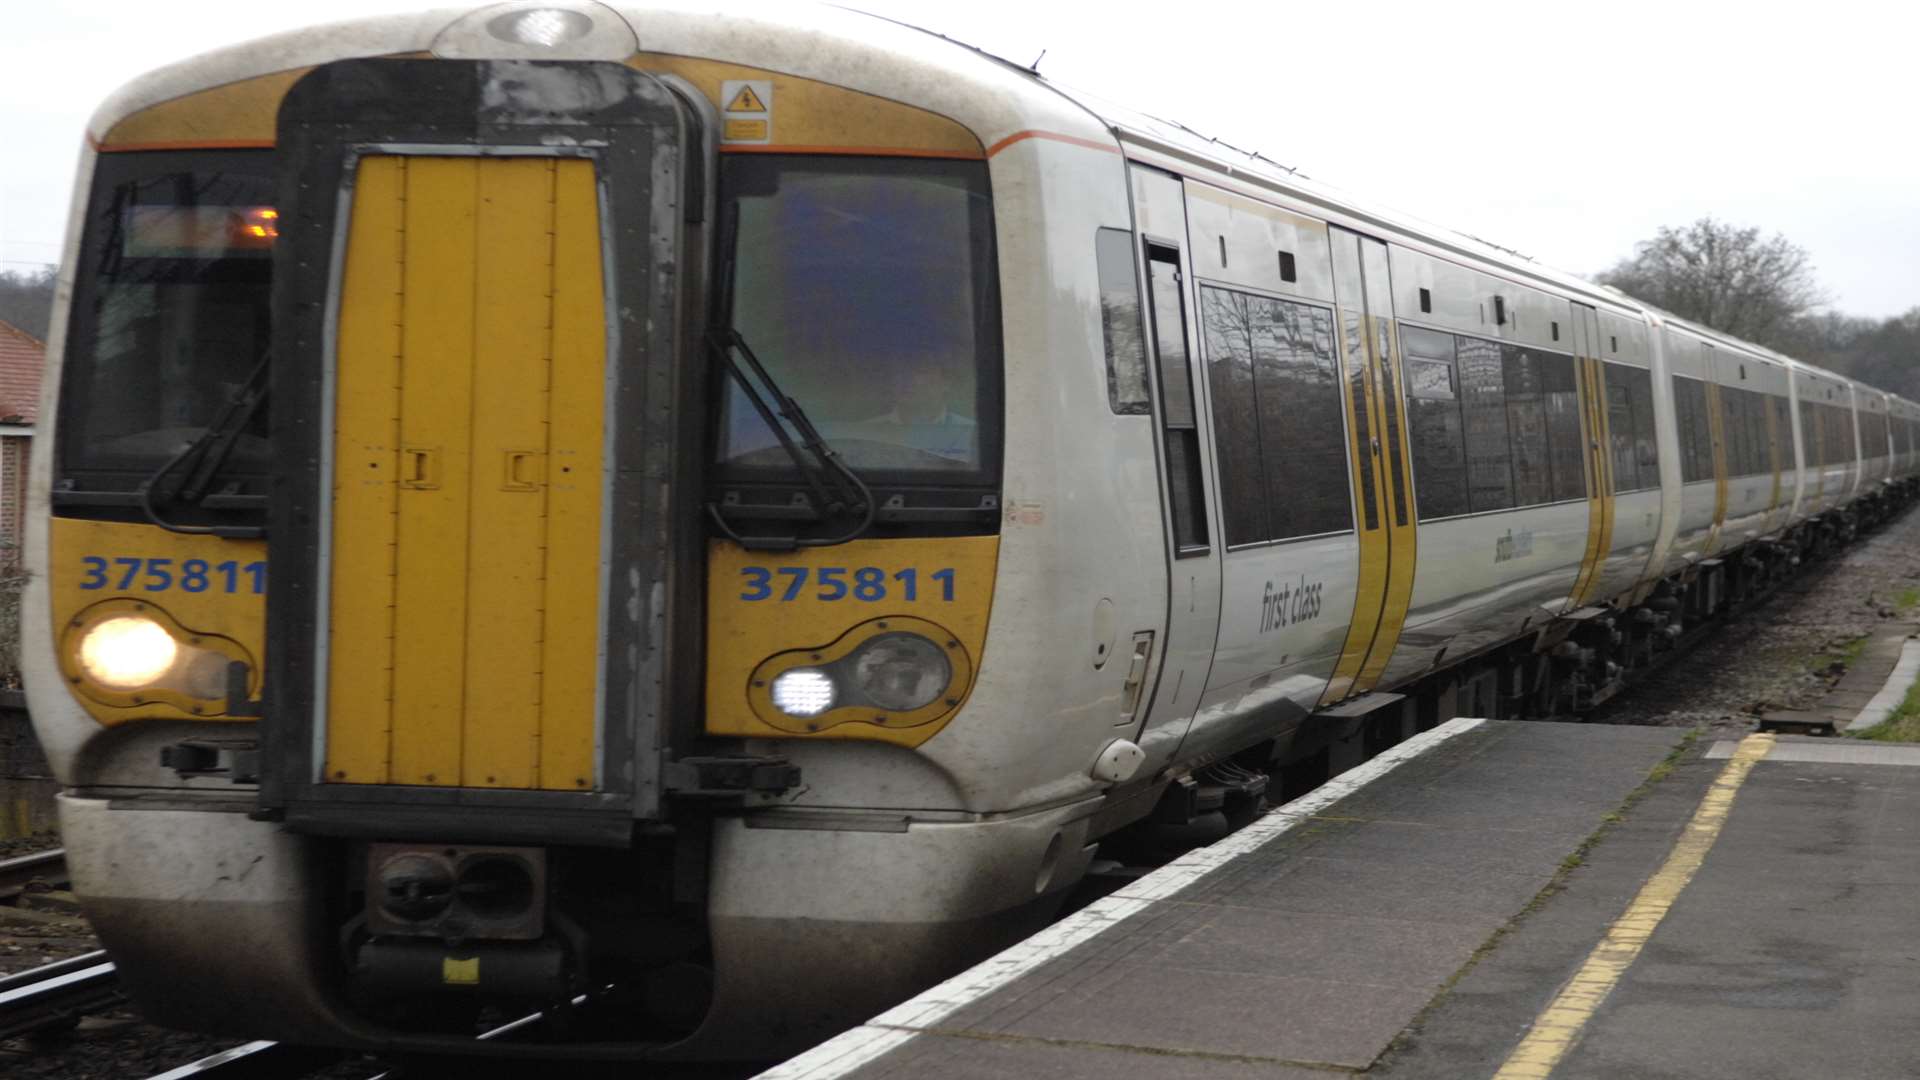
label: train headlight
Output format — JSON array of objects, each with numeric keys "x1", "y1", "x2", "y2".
[
  {"x1": 61, "y1": 600, "x2": 257, "y2": 713},
  {"x1": 771, "y1": 668, "x2": 837, "y2": 717},
  {"x1": 748, "y1": 616, "x2": 974, "y2": 733},
  {"x1": 78, "y1": 616, "x2": 178, "y2": 689},
  {"x1": 847, "y1": 633, "x2": 952, "y2": 712}
]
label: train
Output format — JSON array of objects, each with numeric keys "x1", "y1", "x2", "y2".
[{"x1": 24, "y1": 0, "x2": 1918, "y2": 1062}]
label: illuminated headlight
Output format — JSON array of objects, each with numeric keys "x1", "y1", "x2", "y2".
[
  {"x1": 848, "y1": 633, "x2": 952, "y2": 712},
  {"x1": 78, "y1": 616, "x2": 178, "y2": 690},
  {"x1": 487, "y1": 8, "x2": 594, "y2": 46},
  {"x1": 771, "y1": 668, "x2": 836, "y2": 717}
]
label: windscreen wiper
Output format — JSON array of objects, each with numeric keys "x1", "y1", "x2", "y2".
[
  {"x1": 707, "y1": 328, "x2": 875, "y2": 551},
  {"x1": 141, "y1": 355, "x2": 269, "y2": 539}
]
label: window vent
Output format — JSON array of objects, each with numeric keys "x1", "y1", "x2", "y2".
[
  {"x1": 1493, "y1": 295, "x2": 1508, "y2": 326},
  {"x1": 1419, "y1": 287, "x2": 1432, "y2": 313},
  {"x1": 1551, "y1": 321, "x2": 1560, "y2": 342},
  {"x1": 1278, "y1": 250, "x2": 1296, "y2": 283},
  {"x1": 1610, "y1": 335, "x2": 1618, "y2": 353}
]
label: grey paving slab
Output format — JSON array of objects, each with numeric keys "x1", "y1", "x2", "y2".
[
  {"x1": 830, "y1": 721, "x2": 1688, "y2": 1080},
  {"x1": 1378, "y1": 735, "x2": 1920, "y2": 1080},
  {"x1": 839, "y1": 1031, "x2": 1336, "y2": 1080}
]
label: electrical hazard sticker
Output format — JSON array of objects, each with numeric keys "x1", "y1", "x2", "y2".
[{"x1": 720, "y1": 79, "x2": 772, "y2": 144}]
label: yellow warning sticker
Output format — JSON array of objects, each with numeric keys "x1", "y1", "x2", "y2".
[
  {"x1": 719, "y1": 79, "x2": 772, "y2": 145},
  {"x1": 725, "y1": 84, "x2": 768, "y2": 113},
  {"x1": 724, "y1": 119, "x2": 769, "y2": 142},
  {"x1": 442, "y1": 956, "x2": 480, "y2": 985}
]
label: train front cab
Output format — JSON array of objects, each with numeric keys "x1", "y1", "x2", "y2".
[{"x1": 27, "y1": 10, "x2": 1128, "y2": 1059}]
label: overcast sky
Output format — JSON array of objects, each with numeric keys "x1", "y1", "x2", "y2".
[{"x1": 2, "y1": 0, "x2": 1914, "y2": 317}]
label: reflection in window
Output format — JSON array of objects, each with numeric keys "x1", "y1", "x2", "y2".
[
  {"x1": 1400, "y1": 328, "x2": 1586, "y2": 517},
  {"x1": 61, "y1": 152, "x2": 275, "y2": 483},
  {"x1": 1458, "y1": 336, "x2": 1513, "y2": 512},
  {"x1": 1096, "y1": 228, "x2": 1151, "y2": 416},
  {"x1": 1402, "y1": 326, "x2": 1469, "y2": 519},
  {"x1": 1198, "y1": 285, "x2": 1349, "y2": 545},
  {"x1": 1672, "y1": 377, "x2": 1714, "y2": 483},
  {"x1": 715, "y1": 156, "x2": 1000, "y2": 479}
]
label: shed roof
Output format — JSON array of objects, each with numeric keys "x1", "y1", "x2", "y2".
[{"x1": 0, "y1": 321, "x2": 44, "y2": 426}]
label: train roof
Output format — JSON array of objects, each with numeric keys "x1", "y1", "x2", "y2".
[{"x1": 81, "y1": 1, "x2": 1905, "y2": 412}]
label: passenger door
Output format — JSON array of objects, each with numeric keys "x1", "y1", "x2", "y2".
[
  {"x1": 1320, "y1": 227, "x2": 1416, "y2": 702},
  {"x1": 1126, "y1": 165, "x2": 1222, "y2": 761},
  {"x1": 1567, "y1": 303, "x2": 1615, "y2": 607}
]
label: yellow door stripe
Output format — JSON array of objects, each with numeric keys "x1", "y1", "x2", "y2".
[
  {"x1": 1491, "y1": 733, "x2": 1775, "y2": 1080},
  {"x1": 1323, "y1": 307, "x2": 1387, "y2": 705},
  {"x1": 1569, "y1": 358, "x2": 1606, "y2": 607},
  {"x1": 1704, "y1": 382, "x2": 1729, "y2": 536},
  {"x1": 1574, "y1": 358, "x2": 1618, "y2": 607},
  {"x1": 1764, "y1": 399, "x2": 1783, "y2": 512},
  {"x1": 1357, "y1": 317, "x2": 1417, "y2": 691}
]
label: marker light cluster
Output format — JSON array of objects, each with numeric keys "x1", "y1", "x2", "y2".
[
  {"x1": 487, "y1": 8, "x2": 594, "y2": 46},
  {"x1": 769, "y1": 632, "x2": 954, "y2": 719}
]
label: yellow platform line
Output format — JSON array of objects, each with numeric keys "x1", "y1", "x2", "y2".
[{"x1": 1491, "y1": 732, "x2": 1776, "y2": 1080}]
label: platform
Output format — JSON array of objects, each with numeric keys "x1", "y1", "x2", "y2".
[{"x1": 762, "y1": 716, "x2": 1920, "y2": 1079}]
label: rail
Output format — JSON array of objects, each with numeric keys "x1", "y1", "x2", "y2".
[{"x1": 0, "y1": 950, "x2": 122, "y2": 1040}]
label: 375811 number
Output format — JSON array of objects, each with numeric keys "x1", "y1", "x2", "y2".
[
  {"x1": 79, "y1": 556, "x2": 267, "y2": 596},
  {"x1": 739, "y1": 566, "x2": 955, "y2": 603}
]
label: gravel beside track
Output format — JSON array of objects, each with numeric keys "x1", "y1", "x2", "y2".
[{"x1": 1591, "y1": 506, "x2": 1920, "y2": 734}]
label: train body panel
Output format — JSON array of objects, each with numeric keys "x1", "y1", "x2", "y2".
[{"x1": 26, "y1": 0, "x2": 1920, "y2": 1061}]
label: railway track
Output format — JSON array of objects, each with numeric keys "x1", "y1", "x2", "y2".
[{"x1": 0, "y1": 847, "x2": 67, "y2": 902}]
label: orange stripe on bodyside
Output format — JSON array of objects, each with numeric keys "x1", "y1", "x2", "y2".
[
  {"x1": 985, "y1": 129, "x2": 1121, "y2": 157},
  {"x1": 720, "y1": 143, "x2": 983, "y2": 160},
  {"x1": 93, "y1": 137, "x2": 277, "y2": 152}
]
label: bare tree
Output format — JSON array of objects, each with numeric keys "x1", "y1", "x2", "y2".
[
  {"x1": 0, "y1": 267, "x2": 56, "y2": 341},
  {"x1": 1598, "y1": 218, "x2": 1825, "y2": 352}
]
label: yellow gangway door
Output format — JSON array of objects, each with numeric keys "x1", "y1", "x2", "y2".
[{"x1": 323, "y1": 155, "x2": 606, "y2": 792}]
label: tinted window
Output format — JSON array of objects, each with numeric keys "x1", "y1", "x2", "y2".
[
  {"x1": 60, "y1": 151, "x2": 276, "y2": 492},
  {"x1": 1604, "y1": 365, "x2": 1640, "y2": 492},
  {"x1": 1502, "y1": 346, "x2": 1552, "y2": 507},
  {"x1": 1259, "y1": 301, "x2": 1349, "y2": 538},
  {"x1": 1401, "y1": 326, "x2": 1469, "y2": 519},
  {"x1": 1096, "y1": 228, "x2": 1151, "y2": 416},
  {"x1": 1673, "y1": 376, "x2": 1714, "y2": 483},
  {"x1": 1629, "y1": 368, "x2": 1660, "y2": 482},
  {"x1": 1458, "y1": 336, "x2": 1513, "y2": 511},
  {"x1": 716, "y1": 156, "x2": 1001, "y2": 480},
  {"x1": 1199, "y1": 286, "x2": 1350, "y2": 544},
  {"x1": 1147, "y1": 248, "x2": 1208, "y2": 555},
  {"x1": 1542, "y1": 352, "x2": 1585, "y2": 502},
  {"x1": 1198, "y1": 287, "x2": 1267, "y2": 545}
]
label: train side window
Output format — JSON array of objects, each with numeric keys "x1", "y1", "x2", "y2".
[
  {"x1": 1096, "y1": 228, "x2": 1152, "y2": 416},
  {"x1": 1673, "y1": 376, "x2": 1713, "y2": 482},
  {"x1": 1258, "y1": 298, "x2": 1350, "y2": 538},
  {"x1": 1770, "y1": 396, "x2": 1792, "y2": 473},
  {"x1": 1458, "y1": 335, "x2": 1514, "y2": 512},
  {"x1": 1401, "y1": 325, "x2": 1469, "y2": 518},
  {"x1": 1197, "y1": 286, "x2": 1269, "y2": 546},
  {"x1": 1720, "y1": 387, "x2": 1747, "y2": 477},
  {"x1": 1501, "y1": 345, "x2": 1552, "y2": 506},
  {"x1": 1603, "y1": 369, "x2": 1640, "y2": 492},
  {"x1": 1145, "y1": 244, "x2": 1210, "y2": 557},
  {"x1": 1627, "y1": 368, "x2": 1659, "y2": 479},
  {"x1": 1541, "y1": 352, "x2": 1585, "y2": 502}
]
